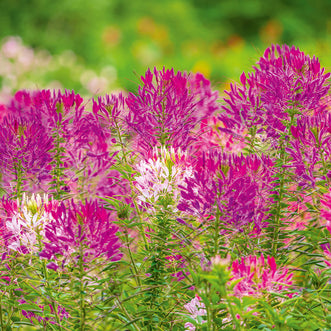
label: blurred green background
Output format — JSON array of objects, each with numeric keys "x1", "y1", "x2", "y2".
[{"x1": 0, "y1": 0, "x2": 330, "y2": 100}]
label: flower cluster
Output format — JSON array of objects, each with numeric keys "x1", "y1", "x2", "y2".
[
  {"x1": 40, "y1": 199, "x2": 122, "y2": 270},
  {"x1": 165, "y1": 253, "x2": 189, "y2": 282},
  {"x1": 0, "y1": 89, "x2": 121, "y2": 198},
  {"x1": 19, "y1": 298, "x2": 69, "y2": 326},
  {"x1": 178, "y1": 151, "x2": 274, "y2": 232},
  {"x1": 126, "y1": 67, "x2": 219, "y2": 155},
  {"x1": 184, "y1": 295, "x2": 207, "y2": 331},
  {"x1": 0, "y1": 115, "x2": 53, "y2": 194},
  {"x1": 0, "y1": 44, "x2": 330, "y2": 330},
  {"x1": 220, "y1": 44, "x2": 330, "y2": 140},
  {"x1": 1, "y1": 193, "x2": 56, "y2": 254},
  {"x1": 284, "y1": 114, "x2": 331, "y2": 187},
  {"x1": 229, "y1": 254, "x2": 293, "y2": 298},
  {"x1": 134, "y1": 147, "x2": 193, "y2": 212},
  {"x1": 192, "y1": 116, "x2": 247, "y2": 156}
]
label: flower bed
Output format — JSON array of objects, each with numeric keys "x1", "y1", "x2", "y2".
[{"x1": 0, "y1": 44, "x2": 330, "y2": 330}]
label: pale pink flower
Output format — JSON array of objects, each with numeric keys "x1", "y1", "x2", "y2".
[
  {"x1": 184, "y1": 295, "x2": 207, "y2": 319},
  {"x1": 184, "y1": 322, "x2": 196, "y2": 331},
  {"x1": 3, "y1": 193, "x2": 56, "y2": 254}
]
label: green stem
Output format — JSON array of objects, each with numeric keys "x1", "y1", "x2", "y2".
[
  {"x1": 0, "y1": 294, "x2": 3, "y2": 330},
  {"x1": 214, "y1": 205, "x2": 221, "y2": 255},
  {"x1": 38, "y1": 235, "x2": 62, "y2": 329},
  {"x1": 319, "y1": 150, "x2": 330, "y2": 186},
  {"x1": 272, "y1": 174, "x2": 285, "y2": 256},
  {"x1": 114, "y1": 120, "x2": 149, "y2": 250},
  {"x1": 51, "y1": 123, "x2": 66, "y2": 200},
  {"x1": 79, "y1": 245, "x2": 86, "y2": 331},
  {"x1": 219, "y1": 280, "x2": 241, "y2": 330},
  {"x1": 248, "y1": 126, "x2": 257, "y2": 155},
  {"x1": 115, "y1": 298, "x2": 141, "y2": 331},
  {"x1": 206, "y1": 284, "x2": 213, "y2": 330},
  {"x1": 226, "y1": 298, "x2": 240, "y2": 331},
  {"x1": 125, "y1": 231, "x2": 141, "y2": 287},
  {"x1": 43, "y1": 260, "x2": 62, "y2": 329},
  {"x1": 271, "y1": 142, "x2": 287, "y2": 256},
  {"x1": 316, "y1": 285, "x2": 328, "y2": 322},
  {"x1": 15, "y1": 159, "x2": 23, "y2": 200}
]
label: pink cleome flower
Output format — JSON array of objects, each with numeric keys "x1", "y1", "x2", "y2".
[
  {"x1": 18, "y1": 298, "x2": 69, "y2": 326},
  {"x1": 126, "y1": 67, "x2": 219, "y2": 156},
  {"x1": 1, "y1": 89, "x2": 120, "y2": 198},
  {"x1": 220, "y1": 44, "x2": 330, "y2": 141},
  {"x1": 229, "y1": 254, "x2": 293, "y2": 298},
  {"x1": 192, "y1": 116, "x2": 247, "y2": 157},
  {"x1": 39, "y1": 199, "x2": 123, "y2": 270},
  {"x1": 184, "y1": 294, "x2": 207, "y2": 330},
  {"x1": 178, "y1": 151, "x2": 274, "y2": 232}
]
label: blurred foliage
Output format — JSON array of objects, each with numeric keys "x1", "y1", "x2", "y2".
[
  {"x1": 0, "y1": 0, "x2": 331, "y2": 92},
  {"x1": 0, "y1": 36, "x2": 119, "y2": 103}
]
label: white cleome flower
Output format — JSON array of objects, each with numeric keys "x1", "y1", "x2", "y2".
[
  {"x1": 135, "y1": 147, "x2": 193, "y2": 210},
  {"x1": 5, "y1": 193, "x2": 54, "y2": 253}
]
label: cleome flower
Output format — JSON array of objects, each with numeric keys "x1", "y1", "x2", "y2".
[
  {"x1": 183, "y1": 295, "x2": 207, "y2": 330},
  {"x1": 0, "y1": 114, "x2": 53, "y2": 195},
  {"x1": 134, "y1": 146, "x2": 193, "y2": 212},
  {"x1": 126, "y1": 67, "x2": 219, "y2": 155},
  {"x1": 1, "y1": 193, "x2": 56, "y2": 254},
  {"x1": 191, "y1": 116, "x2": 247, "y2": 157},
  {"x1": 2, "y1": 89, "x2": 119, "y2": 198},
  {"x1": 39, "y1": 199, "x2": 122, "y2": 270},
  {"x1": 229, "y1": 254, "x2": 293, "y2": 298},
  {"x1": 178, "y1": 151, "x2": 274, "y2": 232},
  {"x1": 18, "y1": 298, "x2": 69, "y2": 326},
  {"x1": 282, "y1": 113, "x2": 331, "y2": 188},
  {"x1": 220, "y1": 44, "x2": 330, "y2": 142}
]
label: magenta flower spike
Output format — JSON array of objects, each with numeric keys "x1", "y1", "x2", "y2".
[
  {"x1": 40, "y1": 199, "x2": 123, "y2": 269},
  {"x1": 126, "y1": 67, "x2": 219, "y2": 155},
  {"x1": 93, "y1": 92, "x2": 128, "y2": 128},
  {"x1": 220, "y1": 45, "x2": 331, "y2": 140},
  {"x1": 0, "y1": 114, "x2": 53, "y2": 195},
  {"x1": 19, "y1": 298, "x2": 69, "y2": 326},
  {"x1": 277, "y1": 112, "x2": 331, "y2": 187},
  {"x1": 2, "y1": 89, "x2": 120, "y2": 198},
  {"x1": 178, "y1": 151, "x2": 274, "y2": 232}
]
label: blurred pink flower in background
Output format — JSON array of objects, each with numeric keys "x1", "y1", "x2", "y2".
[{"x1": 184, "y1": 295, "x2": 207, "y2": 330}]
